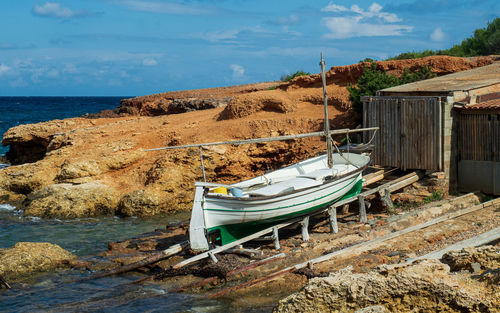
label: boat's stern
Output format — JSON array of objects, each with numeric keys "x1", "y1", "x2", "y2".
[{"x1": 189, "y1": 185, "x2": 210, "y2": 252}]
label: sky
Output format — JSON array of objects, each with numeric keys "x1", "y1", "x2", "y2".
[{"x1": 0, "y1": 1, "x2": 498, "y2": 96}]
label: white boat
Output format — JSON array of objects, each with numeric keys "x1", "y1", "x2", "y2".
[{"x1": 189, "y1": 152, "x2": 370, "y2": 251}]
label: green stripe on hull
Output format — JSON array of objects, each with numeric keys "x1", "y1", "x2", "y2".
[{"x1": 208, "y1": 179, "x2": 363, "y2": 245}]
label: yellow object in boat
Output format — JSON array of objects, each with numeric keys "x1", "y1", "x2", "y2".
[{"x1": 212, "y1": 187, "x2": 228, "y2": 195}]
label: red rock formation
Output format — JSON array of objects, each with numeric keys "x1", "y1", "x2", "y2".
[{"x1": 1, "y1": 56, "x2": 497, "y2": 218}]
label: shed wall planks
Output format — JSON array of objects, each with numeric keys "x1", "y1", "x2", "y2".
[
  {"x1": 363, "y1": 97, "x2": 442, "y2": 171},
  {"x1": 457, "y1": 113, "x2": 500, "y2": 162}
]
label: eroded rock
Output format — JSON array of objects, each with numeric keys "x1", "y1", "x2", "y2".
[
  {"x1": 219, "y1": 91, "x2": 297, "y2": 120},
  {"x1": 0, "y1": 242, "x2": 76, "y2": 282},
  {"x1": 22, "y1": 182, "x2": 120, "y2": 218},
  {"x1": 117, "y1": 189, "x2": 171, "y2": 217},
  {"x1": 274, "y1": 259, "x2": 498, "y2": 313},
  {"x1": 441, "y1": 246, "x2": 500, "y2": 272}
]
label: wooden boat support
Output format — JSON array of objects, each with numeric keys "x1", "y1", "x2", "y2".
[
  {"x1": 0, "y1": 274, "x2": 11, "y2": 289},
  {"x1": 89, "y1": 241, "x2": 188, "y2": 280},
  {"x1": 209, "y1": 197, "x2": 500, "y2": 298},
  {"x1": 171, "y1": 170, "x2": 424, "y2": 270}
]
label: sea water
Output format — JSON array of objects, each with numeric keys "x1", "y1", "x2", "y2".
[
  {"x1": 0, "y1": 97, "x2": 229, "y2": 312},
  {"x1": 0, "y1": 96, "x2": 123, "y2": 156}
]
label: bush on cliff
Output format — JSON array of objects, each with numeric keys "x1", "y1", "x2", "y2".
[
  {"x1": 280, "y1": 70, "x2": 311, "y2": 82},
  {"x1": 387, "y1": 17, "x2": 500, "y2": 60},
  {"x1": 347, "y1": 63, "x2": 436, "y2": 113}
]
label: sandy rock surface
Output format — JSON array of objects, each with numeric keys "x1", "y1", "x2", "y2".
[
  {"x1": 442, "y1": 246, "x2": 500, "y2": 272},
  {"x1": 274, "y1": 248, "x2": 500, "y2": 313},
  {"x1": 0, "y1": 242, "x2": 75, "y2": 282}
]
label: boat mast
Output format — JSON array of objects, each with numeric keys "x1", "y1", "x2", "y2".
[{"x1": 320, "y1": 53, "x2": 333, "y2": 168}]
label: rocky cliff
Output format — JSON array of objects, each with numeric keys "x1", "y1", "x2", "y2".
[
  {"x1": 274, "y1": 246, "x2": 500, "y2": 313},
  {"x1": 1, "y1": 56, "x2": 497, "y2": 218}
]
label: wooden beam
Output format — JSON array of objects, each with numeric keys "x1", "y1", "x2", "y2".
[
  {"x1": 273, "y1": 227, "x2": 281, "y2": 250},
  {"x1": 209, "y1": 196, "x2": 500, "y2": 297},
  {"x1": 379, "y1": 172, "x2": 423, "y2": 196},
  {"x1": 381, "y1": 188, "x2": 394, "y2": 211},
  {"x1": 172, "y1": 218, "x2": 304, "y2": 269},
  {"x1": 301, "y1": 217, "x2": 310, "y2": 242},
  {"x1": 358, "y1": 195, "x2": 367, "y2": 223},
  {"x1": 169, "y1": 253, "x2": 285, "y2": 293},
  {"x1": 362, "y1": 169, "x2": 385, "y2": 186},
  {"x1": 328, "y1": 206, "x2": 338, "y2": 233},
  {"x1": 333, "y1": 171, "x2": 423, "y2": 209},
  {"x1": 0, "y1": 274, "x2": 11, "y2": 289},
  {"x1": 90, "y1": 241, "x2": 188, "y2": 280}
]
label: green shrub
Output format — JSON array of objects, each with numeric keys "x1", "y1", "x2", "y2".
[
  {"x1": 347, "y1": 63, "x2": 437, "y2": 113},
  {"x1": 280, "y1": 70, "x2": 311, "y2": 82},
  {"x1": 386, "y1": 18, "x2": 499, "y2": 60},
  {"x1": 423, "y1": 190, "x2": 443, "y2": 203},
  {"x1": 360, "y1": 57, "x2": 375, "y2": 63}
]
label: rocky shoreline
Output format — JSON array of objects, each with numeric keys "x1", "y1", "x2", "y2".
[
  {"x1": 1, "y1": 56, "x2": 499, "y2": 312},
  {"x1": 0, "y1": 242, "x2": 75, "y2": 284},
  {"x1": 1, "y1": 55, "x2": 496, "y2": 219}
]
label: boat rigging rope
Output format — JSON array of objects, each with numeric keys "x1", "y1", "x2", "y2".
[{"x1": 329, "y1": 128, "x2": 378, "y2": 169}]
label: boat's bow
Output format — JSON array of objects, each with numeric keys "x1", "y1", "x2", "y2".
[{"x1": 189, "y1": 184, "x2": 210, "y2": 252}]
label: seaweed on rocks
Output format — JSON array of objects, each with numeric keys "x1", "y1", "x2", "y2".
[{"x1": 155, "y1": 254, "x2": 249, "y2": 281}]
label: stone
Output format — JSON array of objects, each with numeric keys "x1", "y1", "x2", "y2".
[
  {"x1": 0, "y1": 163, "x2": 56, "y2": 195},
  {"x1": 274, "y1": 259, "x2": 498, "y2": 312},
  {"x1": 22, "y1": 182, "x2": 120, "y2": 218},
  {"x1": 0, "y1": 242, "x2": 76, "y2": 282},
  {"x1": 441, "y1": 246, "x2": 500, "y2": 272},
  {"x1": 354, "y1": 305, "x2": 388, "y2": 313},
  {"x1": 56, "y1": 159, "x2": 102, "y2": 181},
  {"x1": 167, "y1": 98, "x2": 230, "y2": 114},
  {"x1": 117, "y1": 189, "x2": 169, "y2": 217}
]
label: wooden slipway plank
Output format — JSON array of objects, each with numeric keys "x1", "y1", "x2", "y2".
[{"x1": 408, "y1": 226, "x2": 500, "y2": 261}]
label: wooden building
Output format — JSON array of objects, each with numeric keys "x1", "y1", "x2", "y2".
[{"x1": 362, "y1": 62, "x2": 500, "y2": 194}]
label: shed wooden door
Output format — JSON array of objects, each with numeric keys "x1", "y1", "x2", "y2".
[{"x1": 363, "y1": 97, "x2": 442, "y2": 171}]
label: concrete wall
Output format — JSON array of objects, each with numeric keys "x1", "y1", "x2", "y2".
[
  {"x1": 443, "y1": 95, "x2": 457, "y2": 193},
  {"x1": 458, "y1": 160, "x2": 500, "y2": 195}
]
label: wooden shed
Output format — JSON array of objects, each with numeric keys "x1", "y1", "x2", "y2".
[
  {"x1": 455, "y1": 96, "x2": 500, "y2": 195},
  {"x1": 362, "y1": 62, "x2": 500, "y2": 194}
]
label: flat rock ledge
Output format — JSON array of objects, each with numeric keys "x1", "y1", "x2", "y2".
[
  {"x1": 22, "y1": 182, "x2": 119, "y2": 218},
  {"x1": 0, "y1": 242, "x2": 76, "y2": 283},
  {"x1": 274, "y1": 247, "x2": 500, "y2": 313}
]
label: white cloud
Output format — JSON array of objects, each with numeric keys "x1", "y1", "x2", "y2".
[
  {"x1": 323, "y1": 17, "x2": 412, "y2": 39},
  {"x1": 201, "y1": 29, "x2": 239, "y2": 43},
  {"x1": 116, "y1": 0, "x2": 213, "y2": 15},
  {"x1": 142, "y1": 58, "x2": 158, "y2": 66},
  {"x1": 430, "y1": 27, "x2": 445, "y2": 42},
  {"x1": 321, "y1": 2, "x2": 411, "y2": 39},
  {"x1": 32, "y1": 2, "x2": 76, "y2": 18},
  {"x1": 230, "y1": 64, "x2": 245, "y2": 79},
  {"x1": 321, "y1": 3, "x2": 349, "y2": 12},
  {"x1": 0, "y1": 64, "x2": 11, "y2": 76}
]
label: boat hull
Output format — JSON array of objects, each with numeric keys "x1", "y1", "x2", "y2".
[
  {"x1": 189, "y1": 152, "x2": 370, "y2": 250},
  {"x1": 206, "y1": 175, "x2": 362, "y2": 244}
]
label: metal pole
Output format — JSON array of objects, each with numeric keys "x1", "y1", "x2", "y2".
[
  {"x1": 198, "y1": 146, "x2": 206, "y2": 182},
  {"x1": 320, "y1": 52, "x2": 333, "y2": 168},
  {"x1": 145, "y1": 127, "x2": 379, "y2": 151}
]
